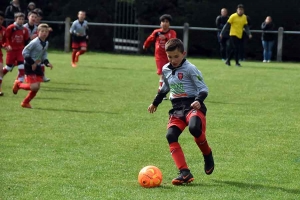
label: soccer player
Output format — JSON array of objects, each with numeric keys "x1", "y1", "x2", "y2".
[
  {"x1": 143, "y1": 14, "x2": 176, "y2": 98},
  {"x1": 70, "y1": 11, "x2": 89, "y2": 67},
  {"x1": 23, "y1": 11, "x2": 38, "y2": 41},
  {"x1": 0, "y1": 11, "x2": 6, "y2": 96},
  {"x1": 147, "y1": 38, "x2": 214, "y2": 185},
  {"x1": 220, "y1": 4, "x2": 252, "y2": 67},
  {"x1": 12, "y1": 23, "x2": 53, "y2": 108},
  {"x1": 3, "y1": 12, "x2": 29, "y2": 82}
]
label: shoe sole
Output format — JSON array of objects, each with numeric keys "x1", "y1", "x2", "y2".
[{"x1": 172, "y1": 177, "x2": 194, "y2": 185}]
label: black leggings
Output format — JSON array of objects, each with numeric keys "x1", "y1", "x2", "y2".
[
  {"x1": 228, "y1": 36, "x2": 242, "y2": 64},
  {"x1": 166, "y1": 116, "x2": 202, "y2": 144}
]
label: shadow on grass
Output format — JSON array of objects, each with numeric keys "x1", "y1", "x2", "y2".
[
  {"x1": 42, "y1": 86, "x2": 96, "y2": 93},
  {"x1": 34, "y1": 107, "x2": 118, "y2": 114},
  {"x1": 47, "y1": 82, "x2": 90, "y2": 86},
  {"x1": 213, "y1": 179, "x2": 300, "y2": 194}
]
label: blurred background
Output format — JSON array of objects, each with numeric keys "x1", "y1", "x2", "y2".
[{"x1": 1, "y1": 0, "x2": 300, "y2": 61}]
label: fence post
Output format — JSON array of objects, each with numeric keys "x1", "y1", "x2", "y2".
[
  {"x1": 277, "y1": 27, "x2": 284, "y2": 62},
  {"x1": 183, "y1": 23, "x2": 189, "y2": 56},
  {"x1": 64, "y1": 17, "x2": 71, "y2": 52}
]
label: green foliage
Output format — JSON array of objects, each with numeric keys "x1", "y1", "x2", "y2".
[{"x1": 1, "y1": 52, "x2": 300, "y2": 199}]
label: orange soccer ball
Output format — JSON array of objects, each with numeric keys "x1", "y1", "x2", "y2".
[{"x1": 138, "y1": 165, "x2": 163, "y2": 188}]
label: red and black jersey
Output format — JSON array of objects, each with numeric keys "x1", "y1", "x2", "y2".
[
  {"x1": 144, "y1": 28, "x2": 177, "y2": 61},
  {"x1": 5, "y1": 23, "x2": 29, "y2": 50},
  {"x1": 0, "y1": 26, "x2": 6, "y2": 48}
]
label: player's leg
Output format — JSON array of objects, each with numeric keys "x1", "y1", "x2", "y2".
[
  {"x1": 75, "y1": 42, "x2": 87, "y2": 63},
  {"x1": 41, "y1": 64, "x2": 50, "y2": 82},
  {"x1": 167, "y1": 117, "x2": 194, "y2": 185},
  {"x1": 20, "y1": 75, "x2": 42, "y2": 108},
  {"x1": 0, "y1": 62, "x2": 3, "y2": 96},
  {"x1": 71, "y1": 42, "x2": 79, "y2": 67},
  {"x1": 3, "y1": 51, "x2": 15, "y2": 76},
  {"x1": 187, "y1": 110, "x2": 214, "y2": 175},
  {"x1": 225, "y1": 36, "x2": 235, "y2": 66},
  {"x1": 155, "y1": 60, "x2": 168, "y2": 100}
]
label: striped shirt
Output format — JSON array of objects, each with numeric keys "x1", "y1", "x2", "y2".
[{"x1": 160, "y1": 59, "x2": 208, "y2": 100}]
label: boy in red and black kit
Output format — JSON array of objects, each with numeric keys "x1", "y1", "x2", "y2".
[
  {"x1": 13, "y1": 23, "x2": 53, "y2": 108},
  {"x1": 0, "y1": 11, "x2": 6, "y2": 96},
  {"x1": 3, "y1": 12, "x2": 29, "y2": 83},
  {"x1": 143, "y1": 14, "x2": 176, "y2": 98}
]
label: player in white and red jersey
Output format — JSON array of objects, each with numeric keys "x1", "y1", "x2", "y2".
[{"x1": 3, "y1": 12, "x2": 29, "y2": 83}]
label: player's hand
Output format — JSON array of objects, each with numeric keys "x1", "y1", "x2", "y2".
[
  {"x1": 148, "y1": 104, "x2": 157, "y2": 113},
  {"x1": 219, "y1": 34, "x2": 222, "y2": 39},
  {"x1": 5, "y1": 45, "x2": 12, "y2": 51},
  {"x1": 86, "y1": 35, "x2": 89, "y2": 40},
  {"x1": 249, "y1": 34, "x2": 252, "y2": 39},
  {"x1": 143, "y1": 45, "x2": 146, "y2": 50},
  {"x1": 191, "y1": 101, "x2": 201, "y2": 110},
  {"x1": 32, "y1": 63, "x2": 37, "y2": 71},
  {"x1": 47, "y1": 63, "x2": 53, "y2": 69}
]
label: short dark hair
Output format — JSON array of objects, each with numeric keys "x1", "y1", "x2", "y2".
[
  {"x1": 14, "y1": 12, "x2": 25, "y2": 18},
  {"x1": 27, "y1": 11, "x2": 38, "y2": 17},
  {"x1": 0, "y1": 11, "x2": 4, "y2": 18},
  {"x1": 165, "y1": 38, "x2": 184, "y2": 53},
  {"x1": 237, "y1": 4, "x2": 244, "y2": 9},
  {"x1": 159, "y1": 14, "x2": 172, "y2": 22},
  {"x1": 33, "y1": 8, "x2": 43, "y2": 17}
]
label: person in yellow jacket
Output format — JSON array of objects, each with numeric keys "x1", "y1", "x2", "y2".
[{"x1": 220, "y1": 4, "x2": 252, "y2": 67}]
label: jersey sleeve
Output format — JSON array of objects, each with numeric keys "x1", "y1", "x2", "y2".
[
  {"x1": 69, "y1": 21, "x2": 76, "y2": 34},
  {"x1": 5, "y1": 26, "x2": 12, "y2": 46},
  {"x1": 227, "y1": 14, "x2": 234, "y2": 24},
  {"x1": 143, "y1": 30, "x2": 158, "y2": 48},
  {"x1": 188, "y1": 65, "x2": 208, "y2": 94}
]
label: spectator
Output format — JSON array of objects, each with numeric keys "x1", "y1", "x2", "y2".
[
  {"x1": 216, "y1": 8, "x2": 229, "y2": 61},
  {"x1": 220, "y1": 4, "x2": 252, "y2": 67},
  {"x1": 25, "y1": 2, "x2": 36, "y2": 17},
  {"x1": 261, "y1": 16, "x2": 275, "y2": 62},
  {"x1": 239, "y1": 15, "x2": 252, "y2": 61},
  {"x1": 4, "y1": 0, "x2": 22, "y2": 26}
]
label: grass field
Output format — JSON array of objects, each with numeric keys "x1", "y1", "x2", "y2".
[{"x1": 1, "y1": 52, "x2": 300, "y2": 199}]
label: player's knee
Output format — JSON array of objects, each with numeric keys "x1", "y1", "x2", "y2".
[
  {"x1": 188, "y1": 116, "x2": 202, "y2": 138},
  {"x1": 166, "y1": 126, "x2": 181, "y2": 144},
  {"x1": 30, "y1": 83, "x2": 40, "y2": 91},
  {"x1": 17, "y1": 61, "x2": 24, "y2": 66},
  {"x1": 81, "y1": 47, "x2": 87, "y2": 51}
]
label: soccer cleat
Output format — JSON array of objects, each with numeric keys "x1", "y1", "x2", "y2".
[
  {"x1": 225, "y1": 60, "x2": 231, "y2": 66},
  {"x1": 43, "y1": 77, "x2": 50, "y2": 82},
  {"x1": 203, "y1": 151, "x2": 214, "y2": 175},
  {"x1": 171, "y1": 169, "x2": 194, "y2": 185},
  {"x1": 75, "y1": 52, "x2": 80, "y2": 63},
  {"x1": 263, "y1": 60, "x2": 267, "y2": 63},
  {"x1": 71, "y1": 62, "x2": 77, "y2": 68},
  {"x1": 163, "y1": 95, "x2": 168, "y2": 100},
  {"x1": 21, "y1": 102, "x2": 32, "y2": 109},
  {"x1": 235, "y1": 63, "x2": 242, "y2": 67},
  {"x1": 12, "y1": 80, "x2": 21, "y2": 94},
  {"x1": 0, "y1": 92, "x2": 3, "y2": 96}
]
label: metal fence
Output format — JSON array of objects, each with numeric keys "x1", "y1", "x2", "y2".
[{"x1": 40, "y1": 18, "x2": 300, "y2": 61}]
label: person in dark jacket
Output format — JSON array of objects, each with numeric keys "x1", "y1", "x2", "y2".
[
  {"x1": 25, "y1": 2, "x2": 36, "y2": 17},
  {"x1": 216, "y1": 8, "x2": 229, "y2": 61},
  {"x1": 4, "y1": 0, "x2": 22, "y2": 26},
  {"x1": 261, "y1": 16, "x2": 275, "y2": 62}
]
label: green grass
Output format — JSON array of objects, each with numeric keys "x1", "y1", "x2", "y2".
[{"x1": 1, "y1": 52, "x2": 300, "y2": 199}]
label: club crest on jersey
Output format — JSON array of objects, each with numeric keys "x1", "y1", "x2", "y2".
[{"x1": 177, "y1": 72, "x2": 183, "y2": 80}]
